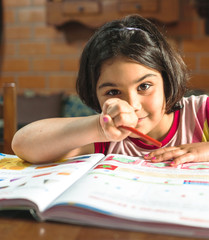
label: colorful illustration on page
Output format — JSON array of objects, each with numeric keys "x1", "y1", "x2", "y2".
[
  {"x1": 0, "y1": 157, "x2": 32, "y2": 170},
  {"x1": 104, "y1": 155, "x2": 142, "y2": 165},
  {"x1": 141, "y1": 160, "x2": 172, "y2": 169},
  {"x1": 181, "y1": 163, "x2": 209, "y2": 170}
]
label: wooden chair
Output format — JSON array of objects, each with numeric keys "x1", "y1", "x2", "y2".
[{"x1": 0, "y1": 83, "x2": 17, "y2": 154}]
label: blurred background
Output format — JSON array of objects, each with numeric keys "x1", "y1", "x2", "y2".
[{"x1": 0, "y1": 0, "x2": 209, "y2": 129}]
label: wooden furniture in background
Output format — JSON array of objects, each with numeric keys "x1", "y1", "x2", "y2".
[
  {"x1": 0, "y1": 83, "x2": 17, "y2": 154},
  {"x1": 46, "y1": 0, "x2": 180, "y2": 28}
]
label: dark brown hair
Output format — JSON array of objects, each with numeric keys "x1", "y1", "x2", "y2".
[{"x1": 76, "y1": 14, "x2": 188, "y2": 113}]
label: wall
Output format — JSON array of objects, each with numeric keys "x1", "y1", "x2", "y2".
[{"x1": 1, "y1": 0, "x2": 209, "y2": 94}]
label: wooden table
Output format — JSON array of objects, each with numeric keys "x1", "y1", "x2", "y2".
[{"x1": 0, "y1": 210, "x2": 202, "y2": 240}]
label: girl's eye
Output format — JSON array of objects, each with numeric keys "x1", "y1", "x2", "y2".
[
  {"x1": 106, "y1": 89, "x2": 120, "y2": 96},
  {"x1": 138, "y1": 83, "x2": 151, "y2": 91}
]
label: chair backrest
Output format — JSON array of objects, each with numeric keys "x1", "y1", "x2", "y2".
[{"x1": 2, "y1": 82, "x2": 17, "y2": 154}]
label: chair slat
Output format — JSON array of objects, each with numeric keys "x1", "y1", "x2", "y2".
[{"x1": 3, "y1": 83, "x2": 17, "y2": 154}]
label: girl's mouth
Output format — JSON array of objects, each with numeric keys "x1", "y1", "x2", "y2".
[{"x1": 138, "y1": 116, "x2": 147, "y2": 123}]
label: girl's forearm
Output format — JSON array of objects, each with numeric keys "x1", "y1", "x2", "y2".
[{"x1": 12, "y1": 115, "x2": 103, "y2": 163}]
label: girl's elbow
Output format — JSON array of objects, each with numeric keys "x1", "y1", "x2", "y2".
[
  {"x1": 11, "y1": 133, "x2": 22, "y2": 155},
  {"x1": 11, "y1": 133, "x2": 37, "y2": 163}
]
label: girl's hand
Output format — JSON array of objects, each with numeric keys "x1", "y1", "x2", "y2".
[
  {"x1": 144, "y1": 142, "x2": 209, "y2": 167},
  {"x1": 99, "y1": 98, "x2": 138, "y2": 141}
]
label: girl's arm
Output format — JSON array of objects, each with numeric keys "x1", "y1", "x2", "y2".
[
  {"x1": 12, "y1": 98, "x2": 139, "y2": 164},
  {"x1": 12, "y1": 115, "x2": 105, "y2": 164}
]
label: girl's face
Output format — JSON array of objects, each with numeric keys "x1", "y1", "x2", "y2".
[{"x1": 96, "y1": 57, "x2": 174, "y2": 141}]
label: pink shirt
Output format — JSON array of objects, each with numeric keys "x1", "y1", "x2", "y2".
[{"x1": 94, "y1": 95, "x2": 209, "y2": 157}]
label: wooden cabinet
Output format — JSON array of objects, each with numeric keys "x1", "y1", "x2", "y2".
[
  {"x1": 62, "y1": 1, "x2": 100, "y2": 15},
  {"x1": 46, "y1": 0, "x2": 180, "y2": 28},
  {"x1": 118, "y1": 0, "x2": 158, "y2": 13}
]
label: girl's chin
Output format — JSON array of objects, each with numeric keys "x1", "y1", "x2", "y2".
[
  {"x1": 129, "y1": 133, "x2": 138, "y2": 138},
  {"x1": 129, "y1": 132, "x2": 145, "y2": 139}
]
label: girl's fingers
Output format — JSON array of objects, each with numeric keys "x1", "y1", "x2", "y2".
[
  {"x1": 170, "y1": 152, "x2": 196, "y2": 167},
  {"x1": 151, "y1": 148, "x2": 186, "y2": 163},
  {"x1": 144, "y1": 142, "x2": 209, "y2": 167},
  {"x1": 102, "y1": 98, "x2": 138, "y2": 129},
  {"x1": 101, "y1": 114, "x2": 129, "y2": 141},
  {"x1": 102, "y1": 98, "x2": 124, "y2": 118},
  {"x1": 144, "y1": 146, "x2": 179, "y2": 160},
  {"x1": 170, "y1": 150, "x2": 207, "y2": 166},
  {"x1": 102, "y1": 115, "x2": 111, "y2": 124},
  {"x1": 102, "y1": 98, "x2": 136, "y2": 122}
]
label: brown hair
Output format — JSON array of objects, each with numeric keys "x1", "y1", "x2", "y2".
[{"x1": 76, "y1": 14, "x2": 188, "y2": 113}]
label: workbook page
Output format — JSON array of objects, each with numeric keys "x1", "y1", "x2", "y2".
[
  {"x1": 50, "y1": 154, "x2": 209, "y2": 228},
  {"x1": 0, "y1": 153, "x2": 104, "y2": 212}
]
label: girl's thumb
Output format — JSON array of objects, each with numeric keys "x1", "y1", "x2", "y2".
[{"x1": 103, "y1": 116, "x2": 109, "y2": 123}]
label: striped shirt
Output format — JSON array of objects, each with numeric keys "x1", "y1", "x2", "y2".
[{"x1": 94, "y1": 95, "x2": 209, "y2": 157}]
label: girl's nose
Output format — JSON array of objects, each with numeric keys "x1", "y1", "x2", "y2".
[{"x1": 126, "y1": 94, "x2": 141, "y2": 111}]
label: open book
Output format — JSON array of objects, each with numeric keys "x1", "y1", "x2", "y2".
[{"x1": 1, "y1": 152, "x2": 209, "y2": 238}]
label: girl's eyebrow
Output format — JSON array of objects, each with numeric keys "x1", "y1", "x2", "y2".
[
  {"x1": 98, "y1": 73, "x2": 157, "y2": 89},
  {"x1": 98, "y1": 82, "x2": 117, "y2": 89}
]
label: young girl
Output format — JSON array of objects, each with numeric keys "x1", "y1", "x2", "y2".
[{"x1": 12, "y1": 14, "x2": 209, "y2": 166}]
